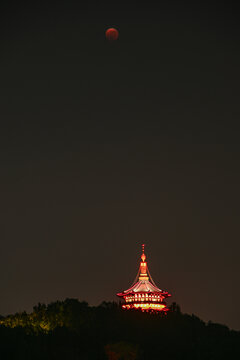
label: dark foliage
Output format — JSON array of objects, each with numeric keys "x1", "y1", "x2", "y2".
[{"x1": 0, "y1": 299, "x2": 239, "y2": 359}]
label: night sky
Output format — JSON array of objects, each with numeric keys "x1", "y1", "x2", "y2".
[{"x1": 0, "y1": 0, "x2": 240, "y2": 330}]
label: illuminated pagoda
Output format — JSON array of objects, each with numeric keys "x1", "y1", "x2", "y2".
[{"x1": 117, "y1": 244, "x2": 171, "y2": 312}]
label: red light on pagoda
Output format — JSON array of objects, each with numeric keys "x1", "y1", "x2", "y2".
[{"x1": 117, "y1": 244, "x2": 171, "y2": 313}]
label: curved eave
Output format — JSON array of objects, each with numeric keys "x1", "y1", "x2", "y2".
[
  {"x1": 117, "y1": 291, "x2": 171, "y2": 298},
  {"x1": 117, "y1": 279, "x2": 171, "y2": 296},
  {"x1": 127, "y1": 280, "x2": 160, "y2": 293},
  {"x1": 162, "y1": 292, "x2": 171, "y2": 298}
]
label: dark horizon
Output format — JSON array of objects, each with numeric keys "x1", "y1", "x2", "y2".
[{"x1": 0, "y1": 0, "x2": 240, "y2": 330}]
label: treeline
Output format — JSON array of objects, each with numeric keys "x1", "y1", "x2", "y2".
[{"x1": 0, "y1": 299, "x2": 239, "y2": 359}]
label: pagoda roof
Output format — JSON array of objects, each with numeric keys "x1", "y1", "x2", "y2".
[{"x1": 117, "y1": 279, "x2": 168, "y2": 297}]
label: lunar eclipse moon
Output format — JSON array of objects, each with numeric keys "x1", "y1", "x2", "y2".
[{"x1": 105, "y1": 27, "x2": 119, "y2": 41}]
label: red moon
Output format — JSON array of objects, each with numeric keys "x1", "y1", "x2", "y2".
[{"x1": 105, "y1": 28, "x2": 119, "y2": 41}]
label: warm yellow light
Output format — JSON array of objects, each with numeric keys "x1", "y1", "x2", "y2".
[{"x1": 122, "y1": 303, "x2": 166, "y2": 311}]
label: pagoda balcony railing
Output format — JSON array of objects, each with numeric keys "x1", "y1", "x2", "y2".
[{"x1": 124, "y1": 298, "x2": 166, "y2": 305}]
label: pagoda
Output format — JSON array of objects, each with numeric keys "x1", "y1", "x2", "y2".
[{"x1": 117, "y1": 244, "x2": 171, "y2": 312}]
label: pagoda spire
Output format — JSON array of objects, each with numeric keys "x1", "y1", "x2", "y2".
[
  {"x1": 141, "y1": 244, "x2": 146, "y2": 260},
  {"x1": 139, "y1": 244, "x2": 149, "y2": 281}
]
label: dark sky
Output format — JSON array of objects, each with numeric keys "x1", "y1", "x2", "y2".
[{"x1": 0, "y1": 0, "x2": 240, "y2": 330}]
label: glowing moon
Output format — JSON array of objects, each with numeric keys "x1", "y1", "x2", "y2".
[{"x1": 105, "y1": 28, "x2": 119, "y2": 41}]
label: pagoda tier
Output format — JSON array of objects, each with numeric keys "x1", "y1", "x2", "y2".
[{"x1": 117, "y1": 244, "x2": 171, "y2": 312}]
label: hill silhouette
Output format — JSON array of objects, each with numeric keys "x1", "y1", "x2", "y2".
[{"x1": 0, "y1": 299, "x2": 239, "y2": 359}]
